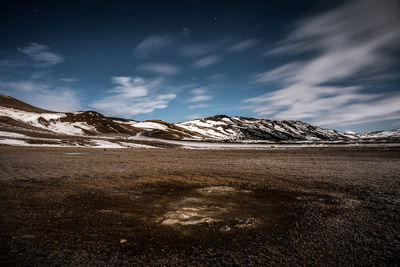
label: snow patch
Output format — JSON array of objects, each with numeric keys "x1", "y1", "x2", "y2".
[{"x1": 130, "y1": 121, "x2": 168, "y2": 130}]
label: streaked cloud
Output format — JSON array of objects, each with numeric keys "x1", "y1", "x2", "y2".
[
  {"x1": 181, "y1": 27, "x2": 191, "y2": 36},
  {"x1": 187, "y1": 88, "x2": 212, "y2": 103},
  {"x1": 30, "y1": 70, "x2": 53, "y2": 80},
  {"x1": 182, "y1": 43, "x2": 212, "y2": 57},
  {"x1": 137, "y1": 63, "x2": 180, "y2": 76},
  {"x1": 135, "y1": 34, "x2": 174, "y2": 56},
  {"x1": 181, "y1": 38, "x2": 231, "y2": 57},
  {"x1": 228, "y1": 39, "x2": 259, "y2": 52},
  {"x1": 60, "y1": 78, "x2": 79, "y2": 82},
  {"x1": 188, "y1": 95, "x2": 212, "y2": 102},
  {"x1": 193, "y1": 55, "x2": 221, "y2": 68},
  {"x1": 18, "y1": 42, "x2": 64, "y2": 67},
  {"x1": 90, "y1": 76, "x2": 176, "y2": 117},
  {"x1": 110, "y1": 76, "x2": 148, "y2": 98},
  {"x1": 186, "y1": 113, "x2": 201, "y2": 120},
  {"x1": 188, "y1": 103, "x2": 210, "y2": 110},
  {"x1": 0, "y1": 80, "x2": 81, "y2": 112},
  {"x1": 245, "y1": 0, "x2": 400, "y2": 127}
]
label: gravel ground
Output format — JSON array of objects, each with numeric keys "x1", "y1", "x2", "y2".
[{"x1": 0, "y1": 146, "x2": 399, "y2": 265}]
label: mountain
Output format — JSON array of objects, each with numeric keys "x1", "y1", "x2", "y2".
[
  {"x1": 0, "y1": 94, "x2": 399, "y2": 147},
  {"x1": 176, "y1": 115, "x2": 351, "y2": 142},
  {"x1": 358, "y1": 128, "x2": 400, "y2": 142}
]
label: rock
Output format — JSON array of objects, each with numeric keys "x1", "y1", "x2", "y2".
[{"x1": 220, "y1": 225, "x2": 231, "y2": 232}]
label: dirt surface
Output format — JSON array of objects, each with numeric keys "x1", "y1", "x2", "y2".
[{"x1": 0, "y1": 146, "x2": 399, "y2": 265}]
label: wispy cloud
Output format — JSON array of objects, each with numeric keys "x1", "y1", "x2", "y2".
[
  {"x1": 181, "y1": 27, "x2": 191, "y2": 36},
  {"x1": 109, "y1": 76, "x2": 148, "y2": 98},
  {"x1": 188, "y1": 88, "x2": 213, "y2": 103},
  {"x1": 182, "y1": 43, "x2": 211, "y2": 57},
  {"x1": 188, "y1": 103, "x2": 210, "y2": 110},
  {"x1": 186, "y1": 113, "x2": 201, "y2": 120},
  {"x1": 0, "y1": 43, "x2": 79, "y2": 111},
  {"x1": 245, "y1": 0, "x2": 400, "y2": 127},
  {"x1": 0, "y1": 59, "x2": 24, "y2": 67},
  {"x1": 193, "y1": 55, "x2": 221, "y2": 68},
  {"x1": 30, "y1": 70, "x2": 53, "y2": 80},
  {"x1": 60, "y1": 78, "x2": 79, "y2": 82},
  {"x1": 228, "y1": 39, "x2": 259, "y2": 52},
  {"x1": 0, "y1": 80, "x2": 81, "y2": 112},
  {"x1": 18, "y1": 42, "x2": 64, "y2": 67},
  {"x1": 135, "y1": 34, "x2": 174, "y2": 56},
  {"x1": 90, "y1": 76, "x2": 176, "y2": 117},
  {"x1": 137, "y1": 63, "x2": 180, "y2": 76},
  {"x1": 188, "y1": 95, "x2": 212, "y2": 102},
  {"x1": 181, "y1": 38, "x2": 231, "y2": 57}
]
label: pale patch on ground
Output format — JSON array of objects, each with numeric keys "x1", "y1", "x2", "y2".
[
  {"x1": 196, "y1": 186, "x2": 235, "y2": 194},
  {"x1": 158, "y1": 186, "x2": 259, "y2": 228},
  {"x1": 160, "y1": 196, "x2": 226, "y2": 225},
  {"x1": 63, "y1": 152, "x2": 89, "y2": 155}
]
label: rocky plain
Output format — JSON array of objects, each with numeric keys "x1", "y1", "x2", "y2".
[{"x1": 0, "y1": 146, "x2": 399, "y2": 265}]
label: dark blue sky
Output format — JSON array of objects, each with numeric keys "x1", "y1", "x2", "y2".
[{"x1": 1, "y1": 0, "x2": 399, "y2": 132}]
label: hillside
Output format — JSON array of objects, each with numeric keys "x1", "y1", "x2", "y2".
[{"x1": 0, "y1": 94, "x2": 399, "y2": 147}]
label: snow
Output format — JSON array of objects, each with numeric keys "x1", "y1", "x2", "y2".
[
  {"x1": 0, "y1": 107, "x2": 64, "y2": 122},
  {"x1": 273, "y1": 125, "x2": 287, "y2": 133},
  {"x1": 130, "y1": 121, "x2": 168, "y2": 130},
  {"x1": 2, "y1": 104, "x2": 399, "y2": 146},
  {"x1": 91, "y1": 140, "x2": 156, "y2": 148},
  {"x1": 177, "y1": 119, "x2": 240, "y2": 140},
  {"x1": 0, "y1": 138, "x2": 30, "y2": 146},
  {"x1": 118, "y1": 142, "x2": 156, "y2": 149},
  {"x1": 0, "y1": 130, "x2": 63, "y2": 142},
  {"x1": 91, "y1": 140, "x2": 125, "y2": 148},
  {"x1": 0, "y1": 107, "x2": 96, "y2": 135},
  {"x1": 0, "y1": 131, "x2": 28, "y2": 138},
  {"x1": 360, "y1": 129, "x2": 400, "y2": 138},
  {"x1": 0, "y1": 138, "x2": 69, "y2": 147},
  {"x1": 54, "y1": 121, "x2": 96, "y2": 135},
  {"x1": 178, "y1": 124, "x2": 228, "y2": 139}
]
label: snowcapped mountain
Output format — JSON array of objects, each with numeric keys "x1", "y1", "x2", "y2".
[
  {"x1": 0, "y1": 94, "x2": 399, "y2": 147},
  {"x1": 358, "y1": 128, "x2": 400, "y2": 142},
  {"x1": 177, "y1": 115, "x2": 350, "y2": 142}
]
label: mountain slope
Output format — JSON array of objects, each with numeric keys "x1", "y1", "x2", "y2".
[
  {"x1": 177, "y1": 115, "x2": 350, "y2": 142},
  {"x1": 0, "y1": 94, "x2": 399, "y2": 144}
]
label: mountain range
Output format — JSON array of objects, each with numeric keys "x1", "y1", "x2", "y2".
[{"x1": 0, "y1": 94, "x2": 399, "y2": 148}]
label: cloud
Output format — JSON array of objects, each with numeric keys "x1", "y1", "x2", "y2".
[
  {"x1": 245, "y1": 0, "x2": 400, "y2": 127},
  {"x1": 135, "y1": 34, "x2": 174, "y2": 56},
  {"x1": 181, "y1": 27, "x2": 191, "y2": 36},
  {"x1": 18, "y1": 42, "x2": 64, "y2": 67},
  {"x1": 137, "y1": 63, "x2": 180, "y2": 76},
  {"x1": 90, "y1": 76, "x2": 176, "y2": 117},
  {"x1": 188, "y1": 103, "x2": 210, "y2": 110},
  {"x1": 188, "y1": 88, "x2": 213, "y2": 103},
  {"x1": 0, "y1": 60, "x2": 23, "y2": 67},
  {"x1": 182, "y1": 43, "x2": 212, "y2": 57},
  {"x1": 228, "y1": 39, "x2": 259, "y2": 52},
  {"x1": 186, "y1": 113, "x2": 201, "y2": 120},
  {"x1": 193, "y1": 55, "x2": 221, "y2": 68},
  {"x1": 30, "y1": 70, "x2": 53, "y2": 80},
  {"x1": 181, "y1": 38, "x2": 231, "y2": 57},
  {"x1": 109, "y1": 76, "x2": 148, "y2": 98},
  {"x1": 0, "y1": 80, "x2": 81, "y2": 112},
  {"x1": 188, "y1": 95, "x2": 212, "y2": 102},
  {"x1": 60, "y1": 78, "x2": 79, "y2": 82}
]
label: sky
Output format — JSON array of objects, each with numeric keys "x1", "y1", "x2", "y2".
[{"x1": 0, "y1": 0, "x2": 399, "y2": 133}]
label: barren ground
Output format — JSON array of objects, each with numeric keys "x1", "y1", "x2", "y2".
[{"x1": 0, "y1": 146, "x2": 399, "y2": 265}]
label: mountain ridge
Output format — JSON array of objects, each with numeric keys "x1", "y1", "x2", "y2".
[{"x1": 0, "y1": 94, "x2": 399, "y2": 147}]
